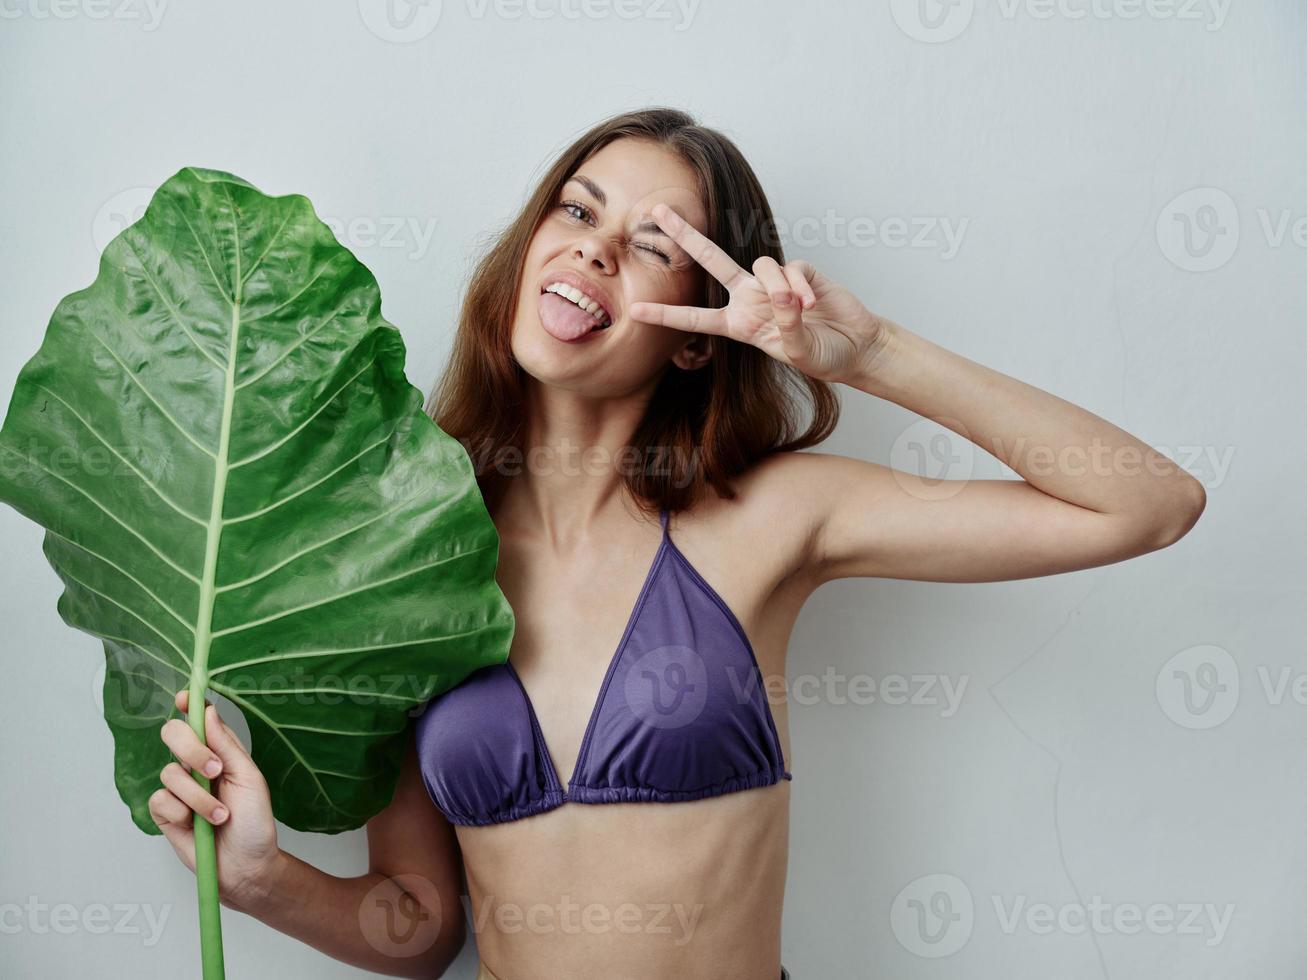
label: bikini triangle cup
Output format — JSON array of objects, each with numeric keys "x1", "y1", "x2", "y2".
[{"x1": 415, "y1": 507, "x2": 791, "y2": 826}]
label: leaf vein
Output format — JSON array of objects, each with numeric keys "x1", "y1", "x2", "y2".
[
  {"x1": 93, "y1": 629, "x2": 191, "y2": 679},
  {"x1": 208, "y1": 622, "x2": 500, "y2": 676},
  {"x1": 84, "y1": 323, "x2": 219, "y2": 459},
  {"x1": 239, "y1": 209, "x2": 294, "y2": 288},
  {"x1": 222, "y1": 428, "x2": 394, "y2": 526},
  {"x1": 210, "y1": 545, "x2": 493, "y2": 638},
  {"x1": 217, "y1": 495, "x2": 410, "y2": 593},
  {"x1": 31, "y1": 383, "x2": 207, "y2": 527},
  {"x1": 52, "y1": 564, "x2": 192, "y2": 664},
  {"x1": 228, "y1": 355, "x2": 378, "y2": 469},
  {"x1": 240, "y1": 261, "x2": 336, "y2": 326},
  {"x1": 234, "y1": 296, "x2": 356, "y2": 391},
  {"x1": 174, "y1": 205, "x2": 233, "y2": 304},
  {"x1": 50, "y1": 531, "x2": 196, "y2": 635},
  {"x1": 28, "y1": 459, "x2": 202, "y2": 585},
  {"x1": 121, "y1": 234, "x2": 229, "y2": 371},
  {"x1": 209, "y1": 686, "x2": 362, "y2": 818}
]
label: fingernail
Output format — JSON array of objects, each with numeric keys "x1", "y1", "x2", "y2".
[
  {"x1": 204, "y1": 759, "x2": 222, "y2": 777},
  {"x1": 212, "y1": 807, "x2": 228, "y2": 823}
]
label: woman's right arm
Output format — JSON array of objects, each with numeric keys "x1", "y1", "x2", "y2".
[{"x1": 152, "y1": 689, "x2": 467, "y2": 978}]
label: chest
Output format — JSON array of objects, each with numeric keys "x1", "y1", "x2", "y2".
[
  {"x1": 494, "y1": 528, "x2": 666, "y2": 784},
  {"x1": 411, "y1": 502, "x2": 809, "y2": 831}
]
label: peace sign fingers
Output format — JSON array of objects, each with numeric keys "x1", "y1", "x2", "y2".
[
  {"x1": 649, "y1": 202, "x2": 751, "y2": 293},
  {"x1": 628, "y1": 299, "x2": 729, "y2": 334}
]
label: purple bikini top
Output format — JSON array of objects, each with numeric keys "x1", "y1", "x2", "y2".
[{"x1": 414, "y1": 507, "x2": 792, "y2": 826}]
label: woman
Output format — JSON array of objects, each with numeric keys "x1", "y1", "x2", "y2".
[{"x1": 149, "y1": 108, "x2": 1206, "y2": 978}]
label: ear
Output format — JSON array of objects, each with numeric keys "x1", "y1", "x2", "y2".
[{"x1": 671, "y1": 333, "x2": 713, "y2": 371}]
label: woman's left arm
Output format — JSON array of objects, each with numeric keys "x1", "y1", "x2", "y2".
[
  {"x1": 631, "y1": 202, "x2": 1207, "y2": 585},
  {"x1": 793, "y1": 315, "x2": 1207, "y2": 584}
]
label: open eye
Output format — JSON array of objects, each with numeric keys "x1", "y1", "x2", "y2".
[
  {"x1": 559, "y1": 200, "x2": 594, "y2": 224},
  {"x1": 558, "y1": 199, "x2": 671, "y2": 264}
]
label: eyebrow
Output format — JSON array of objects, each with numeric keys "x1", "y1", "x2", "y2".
[
  {"x1": 567, "y1": 174, "x2": 606, "y2": 207},
  {"x1": 565, "y1": 175, "x2": 678, "y2": 243}
]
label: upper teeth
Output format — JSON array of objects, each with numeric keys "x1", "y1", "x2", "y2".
[{"x1": 545, "y1": 282, "x2": 610, "y2": 325}]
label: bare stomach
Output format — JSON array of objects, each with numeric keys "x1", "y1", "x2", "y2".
[{"x1": 457, "y1": 780, "x2": 791, "y2": 980}]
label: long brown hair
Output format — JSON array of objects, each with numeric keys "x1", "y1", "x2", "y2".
[{"x1": 426, "y1": 106, "x2": 839, "y2": 516}]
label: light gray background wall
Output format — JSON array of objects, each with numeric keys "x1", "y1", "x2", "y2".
[{"x1": 2, "y1": 1, "x2": 1302, "y2": 977}]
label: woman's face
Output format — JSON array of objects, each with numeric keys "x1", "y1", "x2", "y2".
[{"x1": 510, "y1": 137, "x2": 712, "y2": 397}]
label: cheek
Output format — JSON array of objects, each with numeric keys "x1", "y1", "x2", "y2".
[
  {"x1": 516, "y1": 237, "x2": 554, "y2": 307},
  {"x1": 674, "y1": 265, "x2": 708, "y2": 305},
  {"x1": 628, "y1": 265, "x2": 705, "y2": 311}
]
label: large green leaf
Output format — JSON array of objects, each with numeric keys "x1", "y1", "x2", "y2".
[{"x1": 0, "y1": 167, "x2": 514, "y2": 835}]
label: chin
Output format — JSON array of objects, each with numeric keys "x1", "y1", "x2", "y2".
[{"x1": 509, "y1": 318, "x2": 598, "y2": 390}]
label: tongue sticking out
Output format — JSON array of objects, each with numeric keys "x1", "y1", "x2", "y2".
[{"x1": 539, "y1": 291, "x2": 607, "y2": 342}]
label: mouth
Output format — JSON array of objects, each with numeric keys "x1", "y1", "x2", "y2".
[
  {"x1": 541, "y1": 283, "x2": 612, "y2": 327},
  {"x1": 537, "y1": 272, "x2": 615, "y2": 343}
]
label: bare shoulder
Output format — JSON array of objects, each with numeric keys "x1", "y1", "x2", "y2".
[
  {"x1": 664, "y1": 450, "x2": 855, "y2": 674},
  {"x1": 721, "y1": 446, "x2": 893, "y2": 540},
  {"x1": 738, "y1": 448, "x2": 898, "y2": 506},
  {"x1": 677, "y1": 449, "x2": 878, "y2": 601}
]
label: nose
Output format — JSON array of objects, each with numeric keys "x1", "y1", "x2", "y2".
[{"x1": 571, "y1": 228, "x2": 617, "y2": 274}]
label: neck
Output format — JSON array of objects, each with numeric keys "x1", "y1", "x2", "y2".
[{"x1": 493, "y1": 379, "x2": 655, "y2": 547}]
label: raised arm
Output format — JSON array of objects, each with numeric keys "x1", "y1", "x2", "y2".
[
  {"x1": 629, "y1": 202, "x2": 1206, "y2": 587},
  {"x1": 781, "y1": 319, "x2": 1206, "y2": 585}
]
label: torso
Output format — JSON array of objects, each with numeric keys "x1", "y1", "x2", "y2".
[{"x1": 457, "y1": 453, "x2": 819, "y2": 979}]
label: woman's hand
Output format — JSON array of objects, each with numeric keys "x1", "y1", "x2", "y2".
[
  {"x1": 629, "y1": 202, "x2": 897, "y2": 385},
  {"x1": 149, "y1": 689, "x2": 282, "y2": 912}
]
